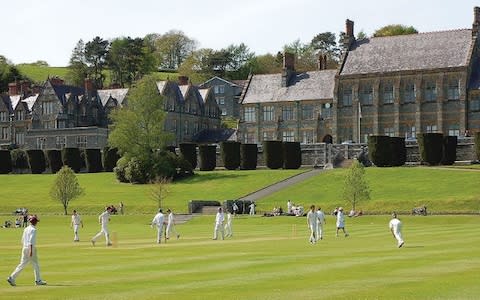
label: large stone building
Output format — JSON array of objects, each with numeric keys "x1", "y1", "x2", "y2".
[
  {"x1": 199, "y1": 76, "x2": 245, "y2": 118},
  {"x1": 0, "y1": 76, "x2": 221, "y2": 149},
  {"x1": 239, "y1": 7, "x2": 480, "y2": 144}
]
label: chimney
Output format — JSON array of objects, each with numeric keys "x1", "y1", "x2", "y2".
[
  {"x1": 343, "y1": 19, "x2": 356, "y2": 49},
  {"x1": 318, "y1": 54, "x2": 328, "y2": 70},
  {"x1": 473, "y1": 6, "x2": 480, "y2": 37},
  {"x1": 8, "y1": 82, "x2": 19, "y2": 96},
  {"x1": 84, "y1": 78, "x2": 94, "y2": 92},
  {"x1": 49, "y1": 76, "x2": 64, "y2": 86},
  {"x1": 20, "y1": 80, "x2": 30, "y2": 96},
  {"x1": 178, "y1": 75, "x2": 189, "y2": 85},
  {"x1": 109, "y1": 82, "x2": 121, "y2": 89},
  {"x1": 282, "y1": 52, "x2": 295, "y2": 87}
]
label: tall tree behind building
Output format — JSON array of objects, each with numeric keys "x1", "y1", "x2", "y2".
[{"x1": 84, "y1": 36, "x2": 109, "y2": 88}]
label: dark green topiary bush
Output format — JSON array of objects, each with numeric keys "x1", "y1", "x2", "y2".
[
  {"x1": 199, "y1": 145, "x2": 217, "y2": 171},
  {"x1": 220, "y1": 141, "x2": 240, "y2": 170},
  {"x1": 283, "y1": 142, "x2": 301, "y2": 169},
  {"x1": 62, "y1": 148, "x2": 82, "y2": 173},
  {"x1": 103, "y1": 147, "x2": 120, "y2": 172},
  {"x1": 418, "y1": 133, "x2": 443, "y2": 165},
  {"x1": 240, "y1": 143, "x2": 258, "y2": 170},
  {"x1": 390, "y1": 137, "x2": 406, "y2": 167},
  {"x1": 46, "y1": 150, "x2": 63, "y2": 173},
  {"x1": 79, "y1": 149, "x2": 87, "y2": 170},
  {"x1": 85, "y1": 149, "x2": 103, "y2": 173},
  {"x1": 442, "y1": 136, "x2": 457, "y2": 165},
  {"x1": 27, "y1": 150, "x2": 46, "y2": 174},
  {"x1": 11, "y1": 149, "x2": 29, "y2": 171},
  {"x1": 124, "y1": 157, "x2": 150, "y2": 184},
  {"x1": 179, "y1": 143, "x2": 197, "y2": 169},
  {"x1": 474, "y1": 132, "x2": 480, "y2": 161},
  {"x1": 263, "y1": 140, "x2": 283, "y2": 169},
  {"x1": 368, "y1": 135, "x2": 391, "y2": 167},
  {"x1": 0, "y1": 150, "x2": 12, "y2": 174},
  {"x1": 114, "y1": 156, "x2": 129, "y2": 183}
]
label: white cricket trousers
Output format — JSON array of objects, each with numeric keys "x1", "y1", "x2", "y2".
[
  {"x1": 73, "y1": 224, "x2": 80, "y2": 241},
  {"x1": 10, "y1": 247, "x2": 42, "y2": 282},
  {"x1": 155, "y1": 225, "x2": 164, "y2": 243},
  {"x1": 316, "y1": 224, "x2": 324, "y2": 240},
  {"x1": 92, "y1": 226, "x2": 110, "y2": 245},
  {"x1": 213, "y1": 223, "x2": 224, "y2": 240}
]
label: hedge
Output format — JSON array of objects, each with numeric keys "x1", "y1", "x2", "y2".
[
  {"x1": 263, "y1": 140, "x2": 283, "y2": 169},
  {"x1": 27, "y1": 150, "x2": 46, "y2": 174},
  {"x1": 46, "y1": 150, "x2": 63, "y2": 173},
  {"x1": 283, "y1": 142, "x2": 301, "y2": 169},
  {"x1": 368, "y1": 135, "x2": 391, "y2": 167},
  {"x1": 11, "y1": 149, "x2": 29, "y2": 170},
  {"x1": 179, "y1": 143, "x2": 197, "y2": 169},
  {"x1": 390, "y1": 137, "x2": 406, "y2": 167},
  {"x1": 220, "y1": 141, "x2": 240, "y2": 170},
  {"x1": 240, "y1": 143, "x2": 257, "y2": 170},
  {"x1": 103, "y1": 147, "x2": 120, "y2": 172},
  {"x1": 0, "y1": 150, "x2": 12, "y2": 174},
  {"x1": 442, "y1": 136, "x2": 457, "y2": 165},
  {"x1": 199, "y1": 144, "x2": 217, "y2": 171},
  {"x1": 62, "y1": 148, "x2": 82, "y2": 173},
  {"x1": 85, "y1": 149, "x2": 103, "y2": 173},
  {"x1": 418, "y1": 133, "x2": 444, "y2": 165},
  {"x1": 475, "y1": 132, "x2": 480, "y2": 161}
]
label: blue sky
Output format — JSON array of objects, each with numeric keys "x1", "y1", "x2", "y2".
[{"x1": 1, "y1": 0, "x2": 478, "y2": 66}]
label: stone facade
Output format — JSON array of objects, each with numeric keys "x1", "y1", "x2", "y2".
[{"x1": 199, "y1": 76, "x2": 245, "y2": 118}]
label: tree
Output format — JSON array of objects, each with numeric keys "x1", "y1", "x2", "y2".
[
  {"x1": 311, "y1": 31, "x2": 340, "y2": 63},
  {"x1": 84, "y1": 36, "x2": 109, "y2": 88},
  {"x1": 373, "y1": 24, "x2": 418, "y2": 37},
  {"x1": 342, "y1": 159, "x2": 370, "y2": 212},
  {"x1": 50, "y1": 166, "x2": 84, "y2": 215},
  {"x1": 108, "y1": 74, "x2": 173, "y2": 172},
  {"x1": 66, "y1": 39, "x2": 88, "y2": 86},
  {"x1": 283, "y1": 40, "x2": 318, "y2": 72},
  {"x1": 153, "y1": 30, "x2": 197, "y2": 70},
  {"x1": 0, "y1": 55, "x2": 24, "y2": 93},
  {"x1": 249, "y1": 53, "x2": 283, "y2": 74},
  {"x1": 150, "y1": 176, "x2": 171, "y2": 208}
]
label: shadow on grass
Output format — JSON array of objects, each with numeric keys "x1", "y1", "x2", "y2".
[{"x1": 181, "y1": 172, "x2": 247, "y2": 183}]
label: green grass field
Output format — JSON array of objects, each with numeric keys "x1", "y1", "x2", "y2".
[{"x1": 0, "y1": 215, "x2": 478, "y2": 299}]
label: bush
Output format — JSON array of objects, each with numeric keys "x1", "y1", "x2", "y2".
[
  {"x1": 474, "y1": 132, "x2": 480, "y2": 161},
  {"x1": 103, "y1": 147, "x2": 120, "y2": 172},
  {"x1": 240, "y1": 143, "x2": 258, "y2": 170},
  {"x1": 164, "y1": 146, "x2": 177, "y2": 154},
  {"x1": 11, "y1": 149, "x2": 29, "y2": 170},
  {"x1": 114, "y1": 156, "x2": 129, "y2": 183},
  {"x1": 173, "y1": 155, "x2": 194, "y2": 180},
  {"x1": 442, "y1": 136, "x2": 457, "y2": 165},
  {"x1": 283, "y1": 142, "x2": 301, "y2": 169},
  {"x1": 418, "y1": 133, "x2": 443, "y2": 165},
  {"x1": 85, "y1": 149, "x2": 103, "y2": 173},
  {"x1": 220, "y1": 141, "x2": 240, "y2": 170},
  {"x1": 62, "y1": 148, "x2": 82, "y2": 173},
  {"x1": 199, "y1": 145, "x2": 217, "y2": 171},
  {"x1": 0, "y1": 150, "x2": 12, "y2": 174},
  {"x1": 263, "y1": 141, "x2": 283, "y2": 169},
  {"x1": 125, "y1": 158, "x2": 150, "y2": 184},
  {"x1": 390, "y1": 137, "x2": 406, "y2": 167},
  {"x1": 179, "y1": 143, "x2": 197, "y2": 169},
  {"x1": 368, "y1": 135, "x2": 391, "y2": 167},
  {"x1": 46, "y1": 150, "x2": 63, "y2": 173},
  {"x1": 27, "y1": 150, "x2": 46, "y2": 174}
]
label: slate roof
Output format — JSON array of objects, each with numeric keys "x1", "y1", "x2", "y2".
[
  {"x1": 242, "y1": 70, "x2": 336, "y2": 104},
  {"x1": 51, "y1": 85, "x2": 84, "y2": 105},
  {"x1": 200, "y1": 76, "x2": 243, "y2": 88},
  {"x1": 191, "y1": 128, "x2": 236, "y2": 143},
  {"x1": 97, "y1": 88, "x2": 129, "y2": 107},
  {"x1": 22, "y1": 94, "x2": 39, "y2": 111},
  {"x1": 341, "y1": 29, "x2": 473, "y2": 76}
]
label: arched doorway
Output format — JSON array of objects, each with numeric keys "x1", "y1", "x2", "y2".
[{"x1": 322, "y1": 134, "x2": 333, "y2": 144}]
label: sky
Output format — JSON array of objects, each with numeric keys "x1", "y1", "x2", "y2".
[{"x1": 1, "y1": 0, "x2": 479, "y2": 67}]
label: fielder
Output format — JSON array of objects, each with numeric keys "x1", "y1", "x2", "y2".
[
  {"x1": 389, "y1": 212, "x2": 405, "y2": 248},
  {"x1": 70, "y1": 210, "x2": 83, "y2": 242},
  {"x1": 213, "y1": 207, "x2": 225, "y2": 240},
  {"x1": 224, "y1": 210, "x2": 233, "y2": 237},
  {"x1": 7, "y1": 215, "x2": 47, "y2": 286},
  {"x1": 306, "y1": 205, "x2": 319, "y2": 244},
  {"x1": 336, "y1": 207, "x2": 349, "y2": 237},
  {"x1": 91, "y1": 206, "x2": 112, "y2": 246},
  {"x1": 166, "y1": 209, "x2": 180, "y2": 240},
  {"x1": 151, "y1": 208, "x2": 165, "y2": 244},
  {"x1": 316, "y1": 206, "x2": 326, "y2": 241}
]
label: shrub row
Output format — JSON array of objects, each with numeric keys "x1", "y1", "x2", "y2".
[{"x1": 263, "y1": 141, "x2": 302, "y2": 170}]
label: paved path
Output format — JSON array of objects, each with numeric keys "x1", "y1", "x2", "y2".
[{"x1": 236, "y1": 168, "x2": 325, "y2": 201}]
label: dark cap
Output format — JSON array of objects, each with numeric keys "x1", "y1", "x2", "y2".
[{"x1": 29, "y1": 215, "x2": 39, "y2": 224}]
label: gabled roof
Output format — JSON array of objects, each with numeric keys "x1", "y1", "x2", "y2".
[
  {"x1": 242, "y1": 70, "x2": 336, "y2": 104},
  {"x1": 10, "y1": 95, "x2": 22, "y2": 110},
  {"x1": 97, "y1": 88, "x2": 129, "y2": 107},
  {"x1": 51, "y1": 84, "x2": 84, "y2": 105},
  {"x1": 200, "y1": 76, "x2": 243, "y2": 88},
  {"x1": 340, "y1": 29, "x2": 473, "y2": 76},
  {"x1": 22, "y1": 94, "x2": 39, "y2": 111},
  {"x1": 198, "y1": 88, "x2": 210, "y2": 103}
]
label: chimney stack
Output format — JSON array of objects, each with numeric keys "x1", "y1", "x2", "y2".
[
  {"x1": 318, "y1": 54, "x2": 328, "y2": 70},
  {"x1": 8, "y1": 82, "x2": 19, "y2": 96},
  {"x1": 473, "y1": 6, "x2": 480, "y2": 37},
  {"x1": 84, "y1": 78, "x2": 94, "y2": 92},
  {"x1": 281, "y1": 52, "x2": 295, "y2": 87},
  {"x1": 49, "y1": 76, "x2": 64, "y2": 86},
  {"x1": 20, "y1": 80, "x2": 30, "y2": 96},
  {"x1": 178, "y1": 75, "x2": 189, "y2": 85},
  {"x1": 346, "y1": 19, "x2": 354, "y2": 37}
]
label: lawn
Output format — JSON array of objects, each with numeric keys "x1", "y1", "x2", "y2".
[{"x1": 0, "y1": 215, "x2": 478, "y2": 299}]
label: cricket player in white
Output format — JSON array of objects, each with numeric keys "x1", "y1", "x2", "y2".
[
  {"x1": 249, "y1": 202, "x2": 255, "y2": 216},
  {"x1": 389, "y1": 212, "x2": 404, "y2": 248},
  {"x1": 306, "y1": 205, "x2": 319, "y2": 244},
  {"x1": 213, "y1": 207, "x2": 225, "y2": 240},
  {"x1": 151, "y1": 209, "x2": 165, "y2": 244},
  {"x1": 166, "y1": 209, "x2": 180, "y2": 240},
  {"x1": 71, "y1": 210, "x2": 83, "y2": 242},
  {"x1": 336, "y1": 207, "x2": 349, "y2": 237},
  {"x1": 316, "y1": 207, "x2": 326, "y2": 241},
  {"x1": 91, "y1": 207, "x2": 112, "y2": 246},
  {"x1": 7, "y1": 215, "x2": 46, "y2": 286},
  {"x1": 224, "y1": 210, "x2": 233, "y2": 237}
]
